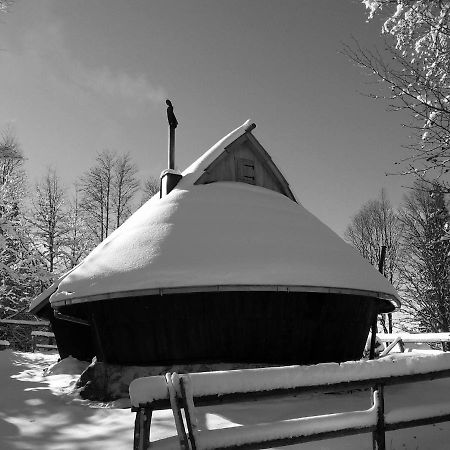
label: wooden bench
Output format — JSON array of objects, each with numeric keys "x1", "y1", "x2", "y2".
[{"x1": 129, "y1": 353, "x2": 450, "y2": 450}]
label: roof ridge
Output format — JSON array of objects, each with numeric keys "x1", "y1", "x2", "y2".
[{"x1": 177, "y1": 120, "x2": 251, "y2": 188}]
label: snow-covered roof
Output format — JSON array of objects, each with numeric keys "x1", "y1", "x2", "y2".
[
  {"x1": 29, "y1": 269, "x2": 76, "y2": 314},
  {"x1": 50, "y1": 121, "x2": 400, "y2": 309}
]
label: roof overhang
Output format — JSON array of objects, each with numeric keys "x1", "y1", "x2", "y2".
[{"x1": 52, "y1": 284, "x2": 400, "y2": 312}]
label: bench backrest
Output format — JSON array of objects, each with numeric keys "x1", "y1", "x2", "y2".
[
  {"x1": 129, "y1": 352, "x2": 450, "y2": 410},
  {"x1": 130, "y1": 353, "x2": 450, "y2": 450}
]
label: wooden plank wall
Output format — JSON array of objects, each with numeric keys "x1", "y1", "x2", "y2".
[
  {"x1": 195, "y1": 136, "x2": 292, "y2": 199},
  {"x1": 86, "y1": 292, "x2": 377, "y2": 366}
]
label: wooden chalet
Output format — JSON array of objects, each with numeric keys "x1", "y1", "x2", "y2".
[{"x1": 30, "y1": 120, "x2": 400, "y2": 366}]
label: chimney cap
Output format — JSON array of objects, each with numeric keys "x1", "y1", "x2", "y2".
[
  {"x1": 245, "y1": 122, "x2": 256, "y2": 133},
  {"x1": 160, "y1": 168, "x2": 182, "y2": 179}
]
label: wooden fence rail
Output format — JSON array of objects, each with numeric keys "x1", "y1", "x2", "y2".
[
  {"x1": 130, "y1": 355, "x2": 450, "y2": 450},
  {"x1": 0, "y1": 319, "x2": 52, "y2": 352},
  {"x1": 377, "y1": 332, "x2": 450, "y2": 353},
  {"x1": 31, "y1": 331, "x2": 57, "y2": 352}
]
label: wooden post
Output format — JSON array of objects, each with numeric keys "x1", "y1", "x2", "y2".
[
  {"x1": 369, "y1": 314, "x2": 378, "y2": 360},
  {"x1": 374, "y1": 245, "x2": 387, "y2": 356},
  {"x1": 377, "y1": 245, "x2": 393, "y2": 335},
  {"x1": 372, "y1": 384, "x2": 386, "y2": 450},
  {"x1": 378, "y1": 246, "x2": 386, "y2": 274},
  {"x1": 179, "y1": 376, "x2": 197, "y2": 450},
  {"x1": 168, "y1": 126, "x2": 175, "y2": 170},
  {"x1": 90, "y1": 313, "x2": 106, "y2": 363},
  {"x1": 133, "y1": 405, "x2": 153, "y2": 450}
]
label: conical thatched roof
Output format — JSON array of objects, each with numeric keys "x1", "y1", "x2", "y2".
[{"x1": 49, "y1": 121, "x2": 400, "y2": 310}]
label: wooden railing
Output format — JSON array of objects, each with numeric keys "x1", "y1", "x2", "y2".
[
  {"x1": 0, "y1": 319, "x2": 52, "y2": 352},
  {"x1": 378, "y1": 332, "x2": 450, "y2": 353},
  {"x1": 31, "y1": 331, "x2": 57, "y2": 352},
  {"x1": 129, "y1": 354, "x2": 450, "y2": 450}
]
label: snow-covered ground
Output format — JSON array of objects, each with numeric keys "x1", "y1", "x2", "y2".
[{"x1": 1, "y1": 349, "x2": 450, "y2": 449}]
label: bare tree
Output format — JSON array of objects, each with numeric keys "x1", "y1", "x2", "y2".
[
  {"x1": 28, "y1": 169, "x2": 67, "y2": 273},
  {"x1": 345, "y1": 190, "x2": 402, "y2": 332},
  {"x1": 80, "y1": 150, "x2": 140, "y2": 243},
  {"x1": 141, "y1": 176, "x2": 159, "y2": 205},
  {"x1": 345, "y1": 1, "x2": 450, "y2": 182},
  {"x1": 113, "y1": 153, "x2": 139, "y2": 228},
  {"x1": 80, "y1": 150, "x2": 116, "y2": 243},
  {"x1": 345, "y1": 189, "x2": 402, "y2": 287},
  {"x1": 397, "y1": 180, "x2": 450, "y2": 336},
  {"x1": 61, "y1": 183, "x2": 95, "y2": 269}
]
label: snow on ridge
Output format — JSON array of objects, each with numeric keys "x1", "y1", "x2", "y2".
[{"x1": 178, "y1": 120, "x2": 251, "y2": 186}]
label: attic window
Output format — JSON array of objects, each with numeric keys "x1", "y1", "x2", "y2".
[{"x1": 236, "y1": 158, "x2": 255, "y2": 184}]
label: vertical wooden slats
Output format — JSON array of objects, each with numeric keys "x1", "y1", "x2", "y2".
[{"x1": 87, "y1": 292, "x2": 377, "y2": 366}]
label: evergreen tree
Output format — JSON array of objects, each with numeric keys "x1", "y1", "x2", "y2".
[{"x1": 0, "y1": 131, "x2": 49, "y2": 321}]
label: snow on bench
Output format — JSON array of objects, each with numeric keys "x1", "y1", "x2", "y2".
[
  {"x1": 0, "y1": 340, "x2": 10, "y2": 349},
  {"x1": 130, "y1": 353, "x2": 450, "y2": 407},
  {"x1": 129, "y1": 353, "x2": 450, "y2": 449}
]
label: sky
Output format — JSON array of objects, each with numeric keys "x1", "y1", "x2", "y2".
[{"x1": 0, "y1": 0, "x2": 412, "y2": 236}]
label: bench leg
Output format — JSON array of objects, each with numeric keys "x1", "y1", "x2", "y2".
[
  {"x1": 133, "y1": 405, "x2": 153, "y2": 450},
  {"x1": 372, "y1": 385, "x2": 386, "y2": 450},
  {"x1": 179, "y1": 376, "x2": 197, "y2": 450}
]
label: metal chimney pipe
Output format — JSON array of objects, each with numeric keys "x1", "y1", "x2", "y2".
[
  {"x1": 168, "y1": 126, "x2": 175, "y2": 170},
  {"x1": 160, "y1": 99, "x2": 182, "y2": 198},
  {"x1": 166, "y1": 99, "x2": 178, "y2": 170}
]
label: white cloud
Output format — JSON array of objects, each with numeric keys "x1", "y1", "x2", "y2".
[
  {"x1": 74, "y1": 65, "x2": 166, "y2": 104},
  {"x1": 21, "y1": 18, "x2": 166, "y2": 107}
]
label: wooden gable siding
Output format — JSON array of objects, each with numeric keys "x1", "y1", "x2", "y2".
[{"x1": 194, "y1": 133, "x2": 296, "y2": 202}]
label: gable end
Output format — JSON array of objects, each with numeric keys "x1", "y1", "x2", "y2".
[{"x1": 194, "y1": 132, "x2": 296, "y2": 202}]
